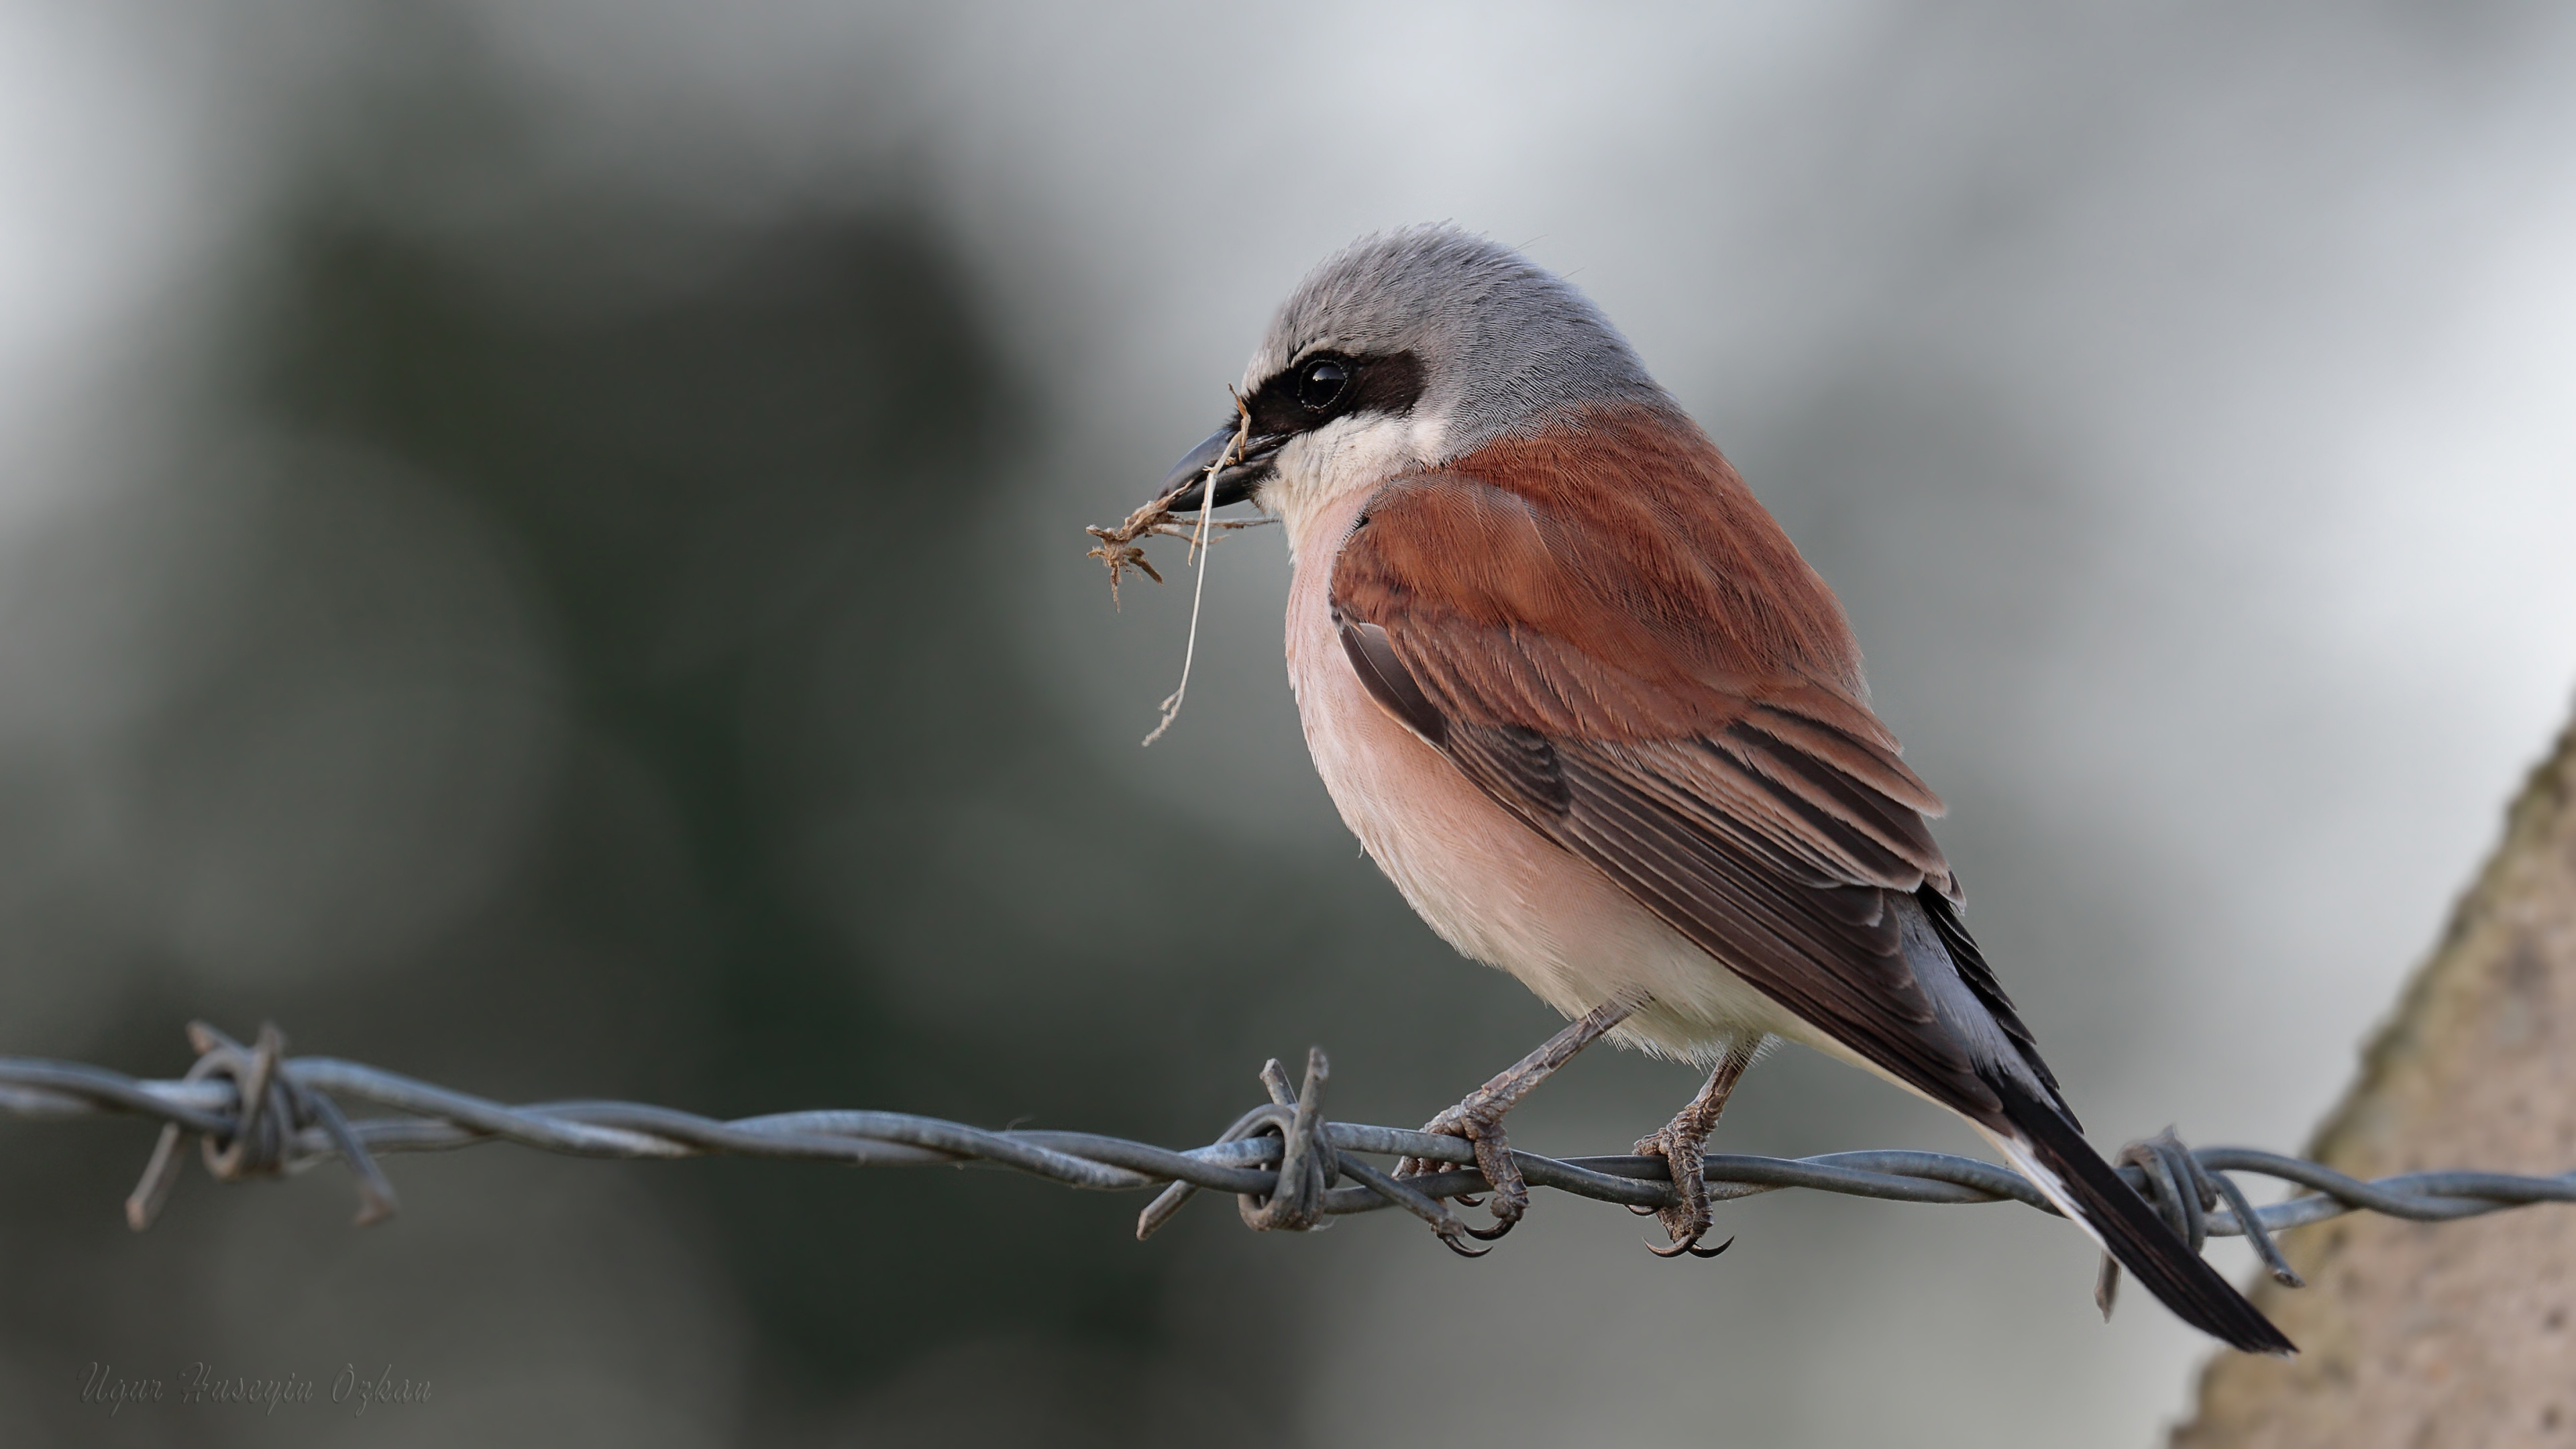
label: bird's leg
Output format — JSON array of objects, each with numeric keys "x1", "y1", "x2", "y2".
[
  {"x1": 1398, "y1": 998, "x2": 1638, "y2": 1241},
  {"x1": 1633, "y1": 1035, "x2": 1764, "y2": 1258}
]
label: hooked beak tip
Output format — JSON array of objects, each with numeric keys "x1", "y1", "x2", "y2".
[{"x1": 1155, "y1": 425, "x2": 1278, "y2": 512}]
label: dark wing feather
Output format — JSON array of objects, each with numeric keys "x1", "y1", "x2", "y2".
[
  {"x1": 1534, "y1": 733, "x2": 1995, "y2": 1116},
  {"x1": 1917, "y1": 885, "x2": 2066, "y2": 1111}
]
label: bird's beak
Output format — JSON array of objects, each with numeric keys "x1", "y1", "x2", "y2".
[{"x1": 1151, "y1": 424, "x2": 1284, "y2": 512}]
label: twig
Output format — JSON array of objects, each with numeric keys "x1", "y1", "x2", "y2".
[
  {"x1": 1138, "y1": 392, "x2": 1252, "y2": 747},
  {"x1": 1083, "y1": 512, "x2": 1272, "y2": 609}
]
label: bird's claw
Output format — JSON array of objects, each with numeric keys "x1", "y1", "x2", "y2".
[
  {"x1": 1397, "y1": 1095, "x2": 1529, "y2": 1240},
  {"x1": 1633, "y1": 1123, "x2": 1718, "y2": 1259},
  {"x1": 1434, "y1": 1225, "x2": 1494, "y2": 1258},
  {"x1": 1648, "y1": 1232, "x2": 1734, "y2": 1260}
]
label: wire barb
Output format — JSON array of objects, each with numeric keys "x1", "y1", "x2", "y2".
[
  {"x1": 2095, "y1": 1128, "x2": 2308, "y2": 1320},
  {"x1": 7, "y1": 1025, "x2": 2575, "y2": 1290},
  {"x1": 119, "y1": 1022, "x2": 397, "y2": 1232},
  {"x1": 1234, "y1": 1048, "x2": 1334, "y2": 1232}
]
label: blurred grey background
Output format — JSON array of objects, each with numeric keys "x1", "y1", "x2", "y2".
[{"x1": 2, "y1": 2, "x2": 2573, "y2": 1444}]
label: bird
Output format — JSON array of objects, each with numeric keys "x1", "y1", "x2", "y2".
[{"x1": 1143, "y1": 223, "x2": 2292, "y2": 1355}]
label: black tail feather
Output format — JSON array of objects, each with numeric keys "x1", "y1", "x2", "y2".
[{"x1": 1992, "y1": 1078, "x2": 2296, "y2": 1356}]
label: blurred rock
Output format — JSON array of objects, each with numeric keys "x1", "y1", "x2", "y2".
[{"x1": 2176, "y1": 704, "x2": 2576, "y2": 1446}]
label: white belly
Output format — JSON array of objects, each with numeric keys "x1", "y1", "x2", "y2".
[{"x1": 1279, "y1": 484, "x2": 1810, "y2": 1065}]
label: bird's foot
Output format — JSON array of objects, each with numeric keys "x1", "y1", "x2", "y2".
[
  {"x1": 1389, "y1": 1000, "x2": 1643, "y2": 1250},
  {"x1": 1631, "y1": 1119, "x2": 1730, "y2": 1258},
  {"x1": 1627, "y1": 1040, "x2": 1762, "y2": 1259},
  {"x1": 1397, "y1": 1089, "x2": 1528, "y2": 1244}
]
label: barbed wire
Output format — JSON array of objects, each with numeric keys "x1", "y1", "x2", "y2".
[{"x1": 5, "y1": 1022, "x2": 2574, "y2": 1287}]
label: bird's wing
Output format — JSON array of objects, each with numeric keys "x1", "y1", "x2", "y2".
[{"x1": 1328, "y1": 427, "x2": 2051, "y2": 1122}]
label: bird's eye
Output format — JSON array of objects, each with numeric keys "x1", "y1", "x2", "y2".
[{"x1": 1299, "y1": 358, "x2": 1350, "y2": 411}]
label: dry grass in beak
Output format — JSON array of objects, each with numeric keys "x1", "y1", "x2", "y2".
[{"x1": 1083, "y1": 393, "x2": 1269, "y2": 745}]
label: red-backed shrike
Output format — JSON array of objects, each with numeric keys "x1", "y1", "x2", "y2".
[{"x1": 1148, "y1": 225, "x2": 2289, "y2": 1354}]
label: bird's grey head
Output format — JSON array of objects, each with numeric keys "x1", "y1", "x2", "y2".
[{"x1": 1152, "y1": 225, "x2": 1665, "y2": 521}]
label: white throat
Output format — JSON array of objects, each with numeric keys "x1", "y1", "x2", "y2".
[{"x1": 1257, "y1": 411, "x2": 1448, "y2": 560}]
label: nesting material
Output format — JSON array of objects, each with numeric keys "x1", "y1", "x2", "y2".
[{"x1": 1084, "y1": 396, "x2": 1269, "y2": 744}]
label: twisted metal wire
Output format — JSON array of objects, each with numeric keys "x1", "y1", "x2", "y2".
[{"x1": 5, "y1": 1024, "x2": 2574, "y2": 1275}]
